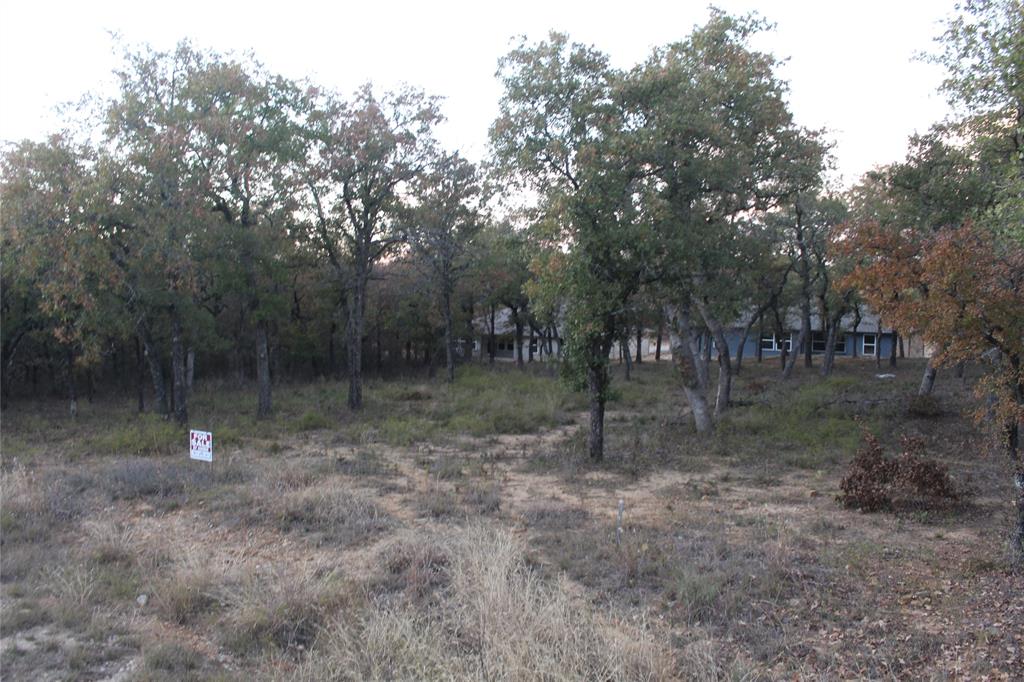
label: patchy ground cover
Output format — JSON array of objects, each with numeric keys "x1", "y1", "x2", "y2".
[{"x1": 2, "y1": 358, "x2": 1021, "y2": 680}]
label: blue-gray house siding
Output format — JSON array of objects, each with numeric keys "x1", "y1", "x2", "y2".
[{"x1": 706, "y1": 330, "x2": 897, "y2": 359}]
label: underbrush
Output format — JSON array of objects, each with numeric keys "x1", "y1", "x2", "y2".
[
  {"x1": 837, "y1": 432, "x2": 963, "y2": 512},
  {"x1": 346, "y1": 365, "x2": 580, "y2": 445},
  {"x1": 718, "y1": 376, "x2": 868, "y2": 468},
  {"x1": 87, "y1": 415, "x2": 184, "y2": 457},
  {"x1": 218, "y1": 566, "x2": 353, "y2": 659},
  {"x1": 275, "y1": 487, "x2": 395, "y2": 545}
]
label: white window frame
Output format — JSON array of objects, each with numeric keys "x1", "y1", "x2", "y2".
[
  {"x1": 862, "y1": 333, "x2": 877, "y2": 356},
  {"x1": 759, "y1": 332, "x2": 792, "y2": 352}
]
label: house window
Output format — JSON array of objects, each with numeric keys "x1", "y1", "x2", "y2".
[
  {"x1": 862, "y1": 333, "x2": 877, "y2": 356},
  {"x1": 812, "y1": 332, "x2": 847, "y2": 354},
  {"x1": 759, "y1": 333, "x2": 792, "y2": 352}
]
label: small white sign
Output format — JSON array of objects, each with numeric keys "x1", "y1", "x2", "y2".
[{"x1": 189, "y1": 430, "x2": 212, "y2": 462}]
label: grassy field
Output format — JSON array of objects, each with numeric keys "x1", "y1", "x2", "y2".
[{"x1": 1, "y1": 358, "x2": 1022, "y2": 680}]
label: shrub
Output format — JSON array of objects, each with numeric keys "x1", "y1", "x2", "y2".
[
  {"x1": 98, "y1": 457, "x2": 248, "y2": 504},
  {"x1": 336, "y1": 450, "x2": 394, "y2": 477},
  {"x1": 462, "y1": 481, "x2": 501, "y2": 515},
  {"x1": 416, "y1": 483, "x2": 461, "y2": 519},
  {"x1": 276, "y1": 488, "x2": 393, "y2": 545},
  {"x1": 427, "y1": 456, "x2": 463, "y2": 480},
  {"x1": 838, "y1": 432, "x2": 960, "y2": 511},
  {"x1": 291, "y1": 410, "x2": 334, "y2": 432},
  {"x1": 377, "y1": 534, "x2": 451, "y2": 602},
  {"x1": 218, "y1": 568, "x2": 350, "y2": 658},
  {"x1": 521, "y1": 504, "x2": 590, "y2": 530},
  {"x1": 0, "y1": 467, "x2": 85, "y2": 545},
  {"x1": 101, "y1": 460, "x2": 189, "y2": 501},
  {"x1": 138, "y1": 642, "x2": 206, "y2": 681},
  {"x1": 155, "y1": 572, "x2": 220, "y2": 625}
]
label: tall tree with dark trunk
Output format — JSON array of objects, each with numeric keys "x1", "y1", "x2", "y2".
[
  {"x1": 492, "y1": 32, "x2": 650, "y2": 461},
  {"x1": 186, "y1": 53, "x2": 311, "y2": 419},
  {"x1": 631, "y1": 11, "x2": 826, "y2": 423},
  {"x1": 406, "y1": 152, "x2": 482, "y2": 383},
  {"x1": 306, "y1": 84, "x2": 442, "y2": 410}
]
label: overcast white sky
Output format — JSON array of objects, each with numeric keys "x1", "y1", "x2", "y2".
[{"x1": 1, "y1": 0, "x2": 956, "y2": 187}]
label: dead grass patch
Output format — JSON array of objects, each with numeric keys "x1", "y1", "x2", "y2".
[
  {"x1": 217, "y1": 565, "x2": 353, "y2": 659},
  {"x1": 275, "y1": 486, "x2": 395, "y2": 546},
  {"x1": 296, "y1": 525, "x2": 673, "y2": 680}
]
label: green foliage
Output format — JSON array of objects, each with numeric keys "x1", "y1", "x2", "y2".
[
  {"x1": 290, "y1": 410, "x2": 334, "y2": 432},
  {"x1": 718, "y1": 376, "x2": 866, "y2": 468},
  {"x1": 88, "y1": 415, "x2": 183, "y2": 457}
]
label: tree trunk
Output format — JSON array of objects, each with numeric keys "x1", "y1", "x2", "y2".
[
  {"x1": 327, "y1": 319, "x2": 335, "y2": 376},
  {"x1": 186, "y1": 348, "x2": 195, "y2": 395},
  {"x1": 135, "y1": 336, "x2": 145, "y2": 413},
  {"x1": 684, "y1": 328, "x2": 710, "y2": 391},
  {"x1": 256, "y1": 320, "x2": 272, "y2": 418},
  {"x1": 586, "y1": 359, "x2": 608, "y2": 461},
  {"x1": 756, "y1": 315, "x2": 764, "y2": 364},
  {"x1": 821, "y1": 322, "x2": 840, "y2": 377},
  {"x1": 919, "y1": 359, "x2": 938, "y2": 396},
  {"x1": 693, "y1": 298, "x2": 733, "y2": 417},
  {"x1": 783, "y1": 312, "x2": 809, "y2": 380},
  {"x1": 654, "y1": 318, "x2": 663, "y2": 362},
  {"x1": 488, "y1": 305, "x2": 496, "y2": 365},
  {"x1": 66, "y1": 348, "x2": 78, "y2": 419},
  {"x1": 636, "y1": 325, "x2": 643, "y2": 364},
  {"x1": 347, "y1": 276, "x2": 366, "y2": 410},
  {"x1": 621, "y1": 330, "x2": 632, "y2": 381},
  {"x1": 513, "y1": 311, "x2": 524, "y2": 369},
  {"x1": 376, "y1": 321, "x2": 384, "y2": 376},
  {"x1": 735, "y1": 319, "x2": 755, "y2": 376},
  {"x1": 889, "y1": 331, "x2": 898, "y2": 367},
  {"x1": 171, "y1": 312, "x2": 188, "y2": 425},
  {"x1": 138, "y1": 320, "x2": 168, "y2": 416},
  {"x1": 442, "y1": 288, "x2": 455, "y2": 384},
  {"x1": 803, "y1": 307, "x2": 813, "y2": 368},
  {"x1": 666, "y1": 306, "x2": 713, "y2": 434},
  {"x1": 898, "y1": 335, "x2": 905, "y2": 359}
]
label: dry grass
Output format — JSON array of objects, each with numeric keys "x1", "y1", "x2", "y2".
[
  {"x1": 2, "y1": 360, "x2": 1021, "y2": 679},
  {"x1": 217, "y1": 564, "x2": 353, "y2": 659},
  {"x1": 274, "y1": 485, "x2": 395, "y2": 546},
  {"x1": 295, "y1": 525, "x2": 674, "y2": 681}
]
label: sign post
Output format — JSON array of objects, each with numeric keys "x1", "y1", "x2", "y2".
[{"x1": 189, "y1": 429, "x2": 213, "y2": 463}]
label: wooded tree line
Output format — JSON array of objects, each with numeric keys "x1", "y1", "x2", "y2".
[{"x1": 2, "y1": 4, "x2": 1021, "y2": 482}]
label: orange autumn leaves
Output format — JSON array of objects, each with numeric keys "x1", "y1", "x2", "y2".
[{"x1": 839, "y1": 220, "x2": 1024, "y2": 426}]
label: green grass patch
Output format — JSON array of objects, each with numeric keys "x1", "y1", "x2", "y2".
[{"x1": 87, "y1": 415, "x2": 183, "y2": 457}]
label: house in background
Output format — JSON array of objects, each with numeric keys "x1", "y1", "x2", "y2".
[
  {"x1": 471, "y1": 305, "x2": 925, "y2": 364},
  {"x1": 722, "y1": 308, "x2": 924, "y2": 361},
  {"x1": 664, "y1": 308, "x2": 925, "y2": 361},
  {"x1": 468, "y1": 307, "x2": 564, "y2": 362}
]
